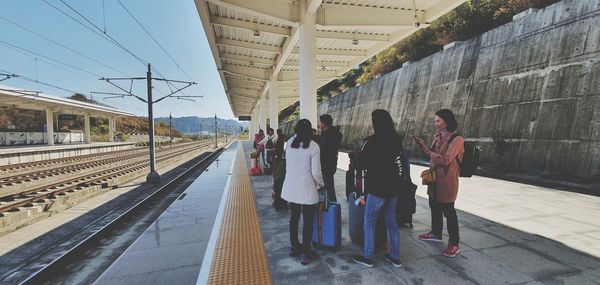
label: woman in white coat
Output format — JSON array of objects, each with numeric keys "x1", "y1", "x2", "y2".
[{"x1": 281, "y1": 119, "x2": 324, "y2": 265}]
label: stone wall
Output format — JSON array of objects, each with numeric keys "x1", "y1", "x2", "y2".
[
  {"x1": 293, "y1": 0, "x2": 600, "y2": 182},
  {"x1": 0, "y1": 132, "x2": 84, "y2": 145}
]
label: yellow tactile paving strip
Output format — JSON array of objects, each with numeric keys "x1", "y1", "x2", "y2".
[{"x1": 207, "y1": 144, "x2": 272, "y2": 285}]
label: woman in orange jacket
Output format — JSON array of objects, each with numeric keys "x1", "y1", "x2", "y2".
[{"x1": 414, "y1": 109, "x2": 464, "y2": 258}]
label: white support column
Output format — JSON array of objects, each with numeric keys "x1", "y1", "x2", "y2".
[
  {"x1": 250, "y1": 107, "x2": 258, "y2": 139},
  {"x1": 299, "y1": 0, "x2": 318, "y2": 127},
  {"x1": 258, "y1": 97, "x2": 266, "y2": 132},
  {"x1": 255, "y1": 106, "x2": 260, "y2": 132},
  {"x1": 109, "y1": 117, "x2": 115, "y2": 142},
  {"x1": 249, "y1": 111, "x2": 254, "y2": 140},
  {"x1": 84, "y1": 113, "x2": 91, "y2": 144},
  {"x1": 45, "y1": 108, "x2": 54, "y2": 146},
  {"x1": 269, "y1": 80, "x2": 279, "y2": 130}
]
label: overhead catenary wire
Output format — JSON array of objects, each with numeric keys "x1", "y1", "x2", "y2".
[
  {"x1": 42, "y1": 0, "x2": 147, "y2": 65},
  {"x1": 0, "y1": 40, "x2": 102, "y2": 78},
  {"x1": 56, "y1": 0, "x2": 149, "y2": 67},
  {"x1": 47, "y1": 0, "x2": 193, "y2": 105},
  {"x1": 6, "y1": 1, "x2": 221, "y2": 118},
  {"x1": 0, "y1": 15, "x2": 132, "y2": 78},
  {"x1": 113, "y1": 0, "x2": 221, "y2": 115},
  {"x1": 115, "y1": 0, "x2": 195, "y2": 83},
  {"x1": 0, "y1": 43, "x2": 106, "y2": 89},
  {"x1": 0, "y1": 68, "x2": 79, "y2": 94}
]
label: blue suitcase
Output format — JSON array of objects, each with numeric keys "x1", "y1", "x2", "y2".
[{"x1": 312, "y1": 201, "x2": 342, "y2": 249}]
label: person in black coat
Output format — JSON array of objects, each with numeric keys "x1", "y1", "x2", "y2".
[
  {"x1": 352, "y1": 109, "x2": 403, "y2": 268},
  {"x1": 318, "y1": 114, "x2": 342, "y2": 202}
]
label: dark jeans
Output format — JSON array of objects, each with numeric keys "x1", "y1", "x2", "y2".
[
  {"x1": 323, "y1": 173, "x2": 337, "y2": 202},
  {"x1": 290, "y1": 203, "x2": 316, "y2": 255},
  {"x1": 429, "y1": 198, "x2": 460, "y2": 245}
]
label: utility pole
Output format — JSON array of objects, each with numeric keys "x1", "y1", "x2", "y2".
[
  {"x1": 93, "y1": 63, "x2": 198, "y2": 184},
  {"x1": 146, "y1": 64, "x2": 160, "y2": 184},
  {"x1": 169, "y1": 112, "x2": 173, "y2": 147},
  {"x1": 214, "y1": 114, "x2": 218, "y2": 148}
]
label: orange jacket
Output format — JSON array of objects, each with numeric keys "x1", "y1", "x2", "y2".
[{"x1": 426, "y1": 129, "x2": 464, "y2": 203}]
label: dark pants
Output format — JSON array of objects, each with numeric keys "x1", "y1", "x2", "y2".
[
  {"x1": 290, "y1": 203, "x2": 316, "y2": 255},
  {"x1": 272, "y1": 178, "x2": 286, "y2": 208},
  {"x1": 323, "y1": 173, "x2": 337, "y2": 202},
  {"x1": 429, "y1": 198, "x2": 460, "y2": 245}
]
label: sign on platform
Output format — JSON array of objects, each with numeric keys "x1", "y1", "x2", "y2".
[{"x1": 238, "y1": 116, "x2": 251, "y2": 121}]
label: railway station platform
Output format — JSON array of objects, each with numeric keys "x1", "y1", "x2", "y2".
[
  {"x1": 94, "y1": 140, "x2": 600, "y2": 285},
  {"x1": 0, "y1": 142, "x2": 136, "y2": 165},
  {"x1": 241, "y1": 141, "x2": 600, "y2": 284}
]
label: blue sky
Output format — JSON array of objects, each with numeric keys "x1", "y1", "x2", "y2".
[{"x1": 0, "y1": 0, "x2": 234, "y2": 119}]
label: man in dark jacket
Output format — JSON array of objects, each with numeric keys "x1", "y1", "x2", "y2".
[{"x1": 318, "y1": 114, "x2": 342, "y2": 202}]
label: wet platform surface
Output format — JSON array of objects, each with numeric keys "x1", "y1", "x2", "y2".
[
  {"x1": 243, "y1": 141, "x2": 600, "y2": 285},
  {"x1": 94, "y1": 142, "x2": 237, "y2": 285}
]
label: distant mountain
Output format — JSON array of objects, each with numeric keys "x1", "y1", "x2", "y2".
[{"x1": 155, "y1": 116, "x2": 246, "y2": 135}]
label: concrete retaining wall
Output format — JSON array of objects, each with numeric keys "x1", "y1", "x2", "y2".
[
  {"x1": 0, "y1": 143, "x2": 136, "y2": 166},
  {"x1": 291, "y1": 0, "x2": 600, "y2": 182},
  {"x1": 0, "y1": 131, "x2": 84, "y2": 145}
]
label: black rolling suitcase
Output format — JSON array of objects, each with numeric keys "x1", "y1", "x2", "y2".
[
  {"x1": 396, "y1": 149, "x2": 417, "y2": 228},
  {"x1": 347, "y1": 169, "x2": 387, "y2": 249}
]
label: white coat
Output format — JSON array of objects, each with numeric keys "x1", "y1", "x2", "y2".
[{"x1": 281, "y1": 136, "x2": 324, "y2": 205}]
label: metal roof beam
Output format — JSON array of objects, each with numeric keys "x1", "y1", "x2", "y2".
[
  {"x1": 285, "y1": 59, "x2": 349, "y2": 68},
  {"x1": 229, "y1": 93, "x2": 259, "y2": 100},
  {"x1": 210, "y1": 16, "x2": 291, "y2": 37},
  {"x1": 205, "y1": 0, "x2": 298, "y2": 26},
  {"x1": 278, "y1": 70, "x2": 337, "y2": 81},
  {"x1": 221, "y1": 53, "x2": 275, "y2": 65},
  {"x1": 316, "y1": 30, "x2": 389, "y2": 41},
  {"x1": 228, "y1": 88, "x2": 261, "y2": 96},
  {"x1": 216, "y1": 38, "x2": 282, "y2": 54},
  {"x1": 317, "y1": 4, "x2": 415, "y2": 28},
  {"x1": 291, "y1": 47, "x2": 366, "y2": 56},
  {"x1": 222, "y1": 64, "x2": 271, "y2": 81}
]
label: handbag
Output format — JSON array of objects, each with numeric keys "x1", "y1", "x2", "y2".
[{"x1": 420, "y1": 168, "x2": 436, "y2": 185}]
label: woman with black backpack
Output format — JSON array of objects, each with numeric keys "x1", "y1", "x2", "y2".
[
  {"x1": 413, "y1": 109, "x2": 465, "y2": 258},
  {"x1": 352, "y1": 109, "x2": 403, "y2": 268}
]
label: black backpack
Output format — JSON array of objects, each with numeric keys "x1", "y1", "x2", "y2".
[{"x1": 449, "y1": 134, "x2": 479, "y2": 177}]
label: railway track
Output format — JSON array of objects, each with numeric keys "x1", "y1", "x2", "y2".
[
  {"x1": 0, "y1": 142, "x2": 230, "y2": 285},
  {"x1": 0, "y1": 141, "x2": 199, "y2": 178},
  {"x1": 0, "y1": 141, "x2": 207, "y2": 196},
  {"x1": 0, "y1": 141, "x2": 215, "y2": 215}
]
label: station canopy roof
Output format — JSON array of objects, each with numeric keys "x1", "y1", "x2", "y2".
[
  {"x1": 195, "y1": 0, "x2": 467, "y2": 116},
  {"x1": 0, "y1": 85, "x2": 135, "y2": 118}
]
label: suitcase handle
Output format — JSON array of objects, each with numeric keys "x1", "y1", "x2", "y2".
[
  {"x1": 317, "y1": 202, "x2": 325, "y2": 243},
  {"x1": 355, "y1": 169, "x2": 366, "y2": 196},
  {"x1": 317, "y1": 186, "x2": 329, "y2": 211}
]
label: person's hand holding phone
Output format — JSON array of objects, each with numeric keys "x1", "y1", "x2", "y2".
[{"x1": 412, "y1": 135, "x2": 428, "y2": 154}]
